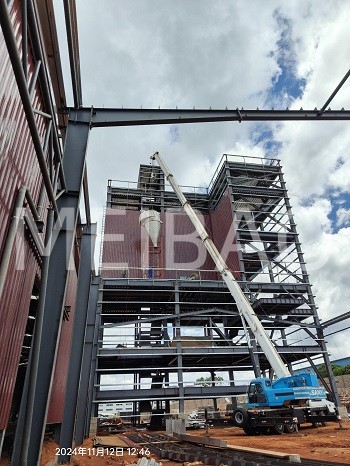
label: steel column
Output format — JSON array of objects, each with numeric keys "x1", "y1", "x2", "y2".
[
  {"x1": 18, "y1": 115, "x2": 91, "y2": 466},
  {"x1": 11, "y1": 209, "x2": 54, "y2": 465},
  {"x1": 74, "y1": 275, "x2": 100, "y2": 444},
  {"x1": 89, "y1": 295, "x2": 102, "y2": 421},
  {"x1": 58, "y1": 224, "x2": 96, "y2": 463},
  {"x1": 174, "y1": 283, "x2": 185, "y2": 413}
]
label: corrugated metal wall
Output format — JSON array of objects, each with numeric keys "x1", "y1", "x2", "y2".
[
  {"x1": 101, "y1": 198, "x2": 240, "y2": 280},
  {"x1": 209, "y1": 187, "x2": 241, "y2": 278},
  {"x1": 0, "y1": 0, "x2": 52, "y2": 429},
  {"x1": 102, "y1": 209, "x2": 143, "y2": 278},
  {"x1": 47, "y1": 269, "x2": 78, "y2": 424}
]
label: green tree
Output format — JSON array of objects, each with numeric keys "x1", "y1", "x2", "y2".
[
  {"x1": 195, "y1": 375, "x2": 225, "y2": 387},
  {"x1": 317, "y1": 363, "x2": 350, "y2": 378}
]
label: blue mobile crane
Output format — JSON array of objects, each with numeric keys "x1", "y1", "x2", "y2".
[{"x1": 152, "y1": 151, "x2": 340, "y2": 435}]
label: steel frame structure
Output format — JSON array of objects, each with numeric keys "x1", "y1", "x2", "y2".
[
  {"x1": 94, "y1": 155, "x2": 339, "y2": 423},
  {"x1": 1, "y1": 0, "x2": 350, "y2": 464}
]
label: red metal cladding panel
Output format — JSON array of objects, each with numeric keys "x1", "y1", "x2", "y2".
[
  {"x1": 163, "y1": 211, "x2": 213, "y2": 278},
  {"x1": 101, "y1": 208, "x2": 232, "y2": 280},
  {"x1": 210, "y1": 188, "x2": 241, "y2": 278},
  {"x1": 0, "y1": 0, "x2": 51, "y2": 429},
  {"x1": 0, "y1": 238, "x2": 38, "y2": 429},
  {"x1": 0, "y1": 0, "x2": 49, "y2": 250},
  {"x1": 47, "y1": 268, "x2": 78, "y2": 424},
  {"x1": 102, "y1": 209, "x2": 143, "y2": 278}
]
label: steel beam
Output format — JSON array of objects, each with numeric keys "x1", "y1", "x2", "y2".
[
  {"x1": 321, "y1": 311, "x2": 350, "y2": 329},
  {"x1": 74, "y1": 275, "x2": 100, "y2": 445},
  {"x1": 63, "y1": 0, "x2": 82, "y2": 108},
  {"x1": 62, "y1": 107, "x2": 350, "y2": 127},
  {"x1": 19, "y1": 113, "x2": 91, "y2": 466},
  {"x1": 95, "y1": 384, "x2": 247, "y2": 401},
  {"x1": 98, "y1": 344, "x2": 325, "y2": 357},
  {"x1": 318, "y1": 68, "x2": 350, "y2": 116},
  {"x1": 58, "y1": 224, "x2": 96, "y2": 463}
]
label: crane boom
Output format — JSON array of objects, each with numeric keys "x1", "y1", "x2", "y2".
[{"x1": 152, "y1": 151, "x2": 291, "y2": 379}]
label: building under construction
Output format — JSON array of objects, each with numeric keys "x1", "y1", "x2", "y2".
[
  {"x1": 0, "y1": 0, "x2": 350, "y2": 464},
  {"x1": 96, "y1": 154, "x2": 338, "y2": 424}
]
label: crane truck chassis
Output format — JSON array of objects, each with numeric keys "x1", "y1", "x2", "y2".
[
  {"x1": 151, "y1": 151, "x2": 341, "y2": 435},
  {"x1": 232, "y1": 401, "x2": 339, "y2": 435}
]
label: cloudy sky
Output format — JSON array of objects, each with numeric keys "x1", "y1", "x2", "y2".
[{"x1": 53, "y1": 0, "x2": 350, "y2": 363}]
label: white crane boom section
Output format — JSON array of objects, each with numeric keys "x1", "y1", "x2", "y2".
[{"x1": 152, "y1": 151, "x2": 291, "y2": 379}]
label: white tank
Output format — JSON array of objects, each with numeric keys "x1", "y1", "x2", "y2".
[{"x1": 139, "y1": 210, "x2": 162, "y2": 246}]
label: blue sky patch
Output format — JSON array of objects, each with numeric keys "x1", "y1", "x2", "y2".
[
  {"x1": 250, "y1": 124, "x2": 283, "y2": 158},
  {"x1": 329, "y1": 192, "x2": 350, "y2": 230},
  {"x1": 268, "y1": 10, "x2": 306, "y2": 105},
  {"x1": 169, "y1": 125, "x2": 180, "y2": 144}
]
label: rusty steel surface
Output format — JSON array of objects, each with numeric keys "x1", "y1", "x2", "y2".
[
  {"x1": 0, "y1": 0, "x2": 50, "y2": 429},
  {"x1": 47, "y1": 269, "x2": 78, "y2": 424}
]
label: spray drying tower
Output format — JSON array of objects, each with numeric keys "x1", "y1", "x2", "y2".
[{"x1": 96, "y1": 154, "x2": 337, "y2": 420}]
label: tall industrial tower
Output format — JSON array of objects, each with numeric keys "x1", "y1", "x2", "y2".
[{"x1": 95, "y1": 154, "x2": 337, "y2": 422}]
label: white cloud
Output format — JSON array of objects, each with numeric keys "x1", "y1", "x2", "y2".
[
  {"x1": 336, "y1": 208, "x2": 350, "y2": 227},
  {"x1": 53, "y1": 0, "x2": 350, "y2": 360}
]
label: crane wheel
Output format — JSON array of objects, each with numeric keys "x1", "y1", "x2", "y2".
[
  {"x1": 233, "y1": 409, "x2": 249, "y2": 427},
  {"x1": 319, "y1": 410, "x2": 327, "y2": 426},
  {"x1": 270, "y1": 423, "x2": 284, "y2": 434},
  {"x1": 284, "y1": 423, "x2": 295, "y2": 433}
]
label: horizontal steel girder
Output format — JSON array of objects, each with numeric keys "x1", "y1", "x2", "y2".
[
  {"x1": 64, "y1": 107, "x2": 350, "y2": 127},
  {"x1": 98, "y1": 345, "x2": 326, "y2": 357},
  {"x1": 95, "y1": 384, "x2": 247, "y2": 402}
]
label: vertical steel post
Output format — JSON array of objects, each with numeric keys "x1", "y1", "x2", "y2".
[
  {"x1": 11, "y1": 208, "x2": 54, "y2": 466},
  {"x1": 174, "y1": 282, "x2": 185, "y2": 413},
  {"x1": 85, "y1": 289, "x2": 102, "y2": 432},
  {"x1": 58, "y1": 224, "x2": 97, "y2": 462},
  {"x1": 72, "y1": 275, "x2": 99, "y2": 446},
  {"x1": 18, "y1": 113, "x2": 91, "y2": 466}
]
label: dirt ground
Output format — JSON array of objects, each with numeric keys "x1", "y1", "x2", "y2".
[{"x1": 1, "y1": 421, "x2": 349, "y2": 465}]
